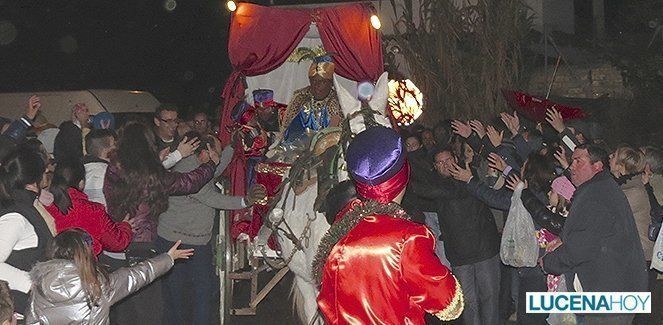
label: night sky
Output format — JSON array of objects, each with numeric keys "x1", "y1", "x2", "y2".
[
  {"x1": 0, "y1": 0, "x2": 354, "y2": 118},
  {"x1": 1, "y1": 0, "x2": 655, "y2": 118},
  {"x1": 0, "y1": 0, "x2": 233, "y2": 116}
]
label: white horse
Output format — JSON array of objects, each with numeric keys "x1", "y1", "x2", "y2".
[{"x1": 265, "y1": 72, "x2": 392, "y2": 324}]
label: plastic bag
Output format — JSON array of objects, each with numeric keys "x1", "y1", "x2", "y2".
[
  {"x1": 500, "y1": 182, "x2": 539, "y2": 267},
  {"x1": 547, "y1": 275, "x2": 577, "y2": 325},
  {"x1": 652, "y1": 224, "x2": 663, "y2": 272}
]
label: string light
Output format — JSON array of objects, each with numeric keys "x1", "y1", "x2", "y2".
[
  {"x1": 226, "y1": 1, "x2": 237, "y2": 12},
  {"x1": 370, "y1": 14, "x2": 381, "y2": 30}
]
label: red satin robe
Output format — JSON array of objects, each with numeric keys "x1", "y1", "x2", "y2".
[{"x1": 317, "y1": 215, "x2": 463, "y2": 324}]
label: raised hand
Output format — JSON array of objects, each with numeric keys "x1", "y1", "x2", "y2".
[
  {"x1": 246, "y1": 184, "x2": 268, "y2": 206},
  {"x1": 487, "y1": 152, "x2": 507, "y2": 172},
  {"x1": 205, "y1": 143, "x2": 220, "y2": 165},
  {"x1": 486, "y1": 125, "x2": 504, "y2": 147},
  {"x1": 159, "y1": 147, "x2": 170, "y2": 162},
  {"x1": 505, "y1": 173, "x2": 527, "y2": 191},
  {"x1": 122, "y1": 214, "x2": 138, "y2": 232},
  {"x1": 27, "y1": 95, "x2": 41, "y2": 120},
  {"x1": 451, "y1": 120, "x2": 472, "y2": 138},
  {"x1": 545, "y1": 108, "x2": 565, "y2": 133},
  {"x1": 176, "y1": 136, "x2": 200, "y2": 158},
  {"x1": 449, "y1": 161, "x2": 473, "y2": 183},
  {"x1": 642, "y1": 164, "x2": 652, "y2": 185},
  {"x1": 500, "y1": 111, "x2": 520, "y2": 137},
  {"x1": 469, "y1": 120, "x2": 486, "y2": 138},
  {"x1": 167, "y1": 240, "x2": 195, "y2": 260},
  {"x1": 554, "y1": 146, "x2": 569, "y2": 170}
]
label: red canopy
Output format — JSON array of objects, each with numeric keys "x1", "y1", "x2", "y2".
[
  {"x1": 219, "y1": 2, "x2": 384, "y2": 147},
  {"x1": 502, "y1": 90, "x2": 588, "y2": 122}
]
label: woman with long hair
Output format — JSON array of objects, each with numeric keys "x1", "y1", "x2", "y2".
[
  {"x1": 26, "y1": 229, "x2": 193, "y2": 324},
  {"x1": 45, "y1": 162, "x2": 133, "y2": 256},
  {"x1": 102, "y1": 122, "x2": 219, "y2": 324},
  {"x1": 104, "y1": 122, "x2": 219, "y2": 244},
  {"x1": 0, "y1": 148, "x2": 53, "y2": 315}
]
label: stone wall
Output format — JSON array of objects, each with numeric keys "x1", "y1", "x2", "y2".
[{"x1": 526, "y1": 62, "x2": 633, "y2": 99}]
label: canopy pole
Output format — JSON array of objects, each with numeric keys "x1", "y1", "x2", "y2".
[{"x1": 545, "y1": 55, "x2": 562, "y2": 100}]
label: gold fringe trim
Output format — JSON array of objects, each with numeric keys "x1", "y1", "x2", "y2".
[{"x1": 435, "y1": 275, "x2": 464, "y2": 321}]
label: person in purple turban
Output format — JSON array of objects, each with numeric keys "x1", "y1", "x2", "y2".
[{"x1": 313, "y1": 126, "x2": 464, "y2": 324}]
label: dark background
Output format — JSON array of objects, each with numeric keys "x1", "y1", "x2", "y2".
[
  {"x1": 0, "y1": 0, "x2": 659, "y2": 120},
  {"x1": 0, "y1": 0, "x2": 356, "y2": 119}
]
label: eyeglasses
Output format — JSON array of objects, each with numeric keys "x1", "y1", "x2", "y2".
[
  {"x1": 159, "y1": 118, "x2": 179, "y2": 125},
  {"x1": 193, "y1": 120, "x2": 208, "y2": 125},
  {"x1": 434, "y1": 157, "x2": 455, "y2": 166}
]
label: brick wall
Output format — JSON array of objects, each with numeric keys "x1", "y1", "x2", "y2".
[{"x1": 526, "y1": 62, "x2": 633, "y2": 99}]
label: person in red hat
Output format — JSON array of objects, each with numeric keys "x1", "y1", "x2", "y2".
[
  {"x1": 252, "y1": 89, "x2": 285, "y2": 133},
  {"x1": 231, "y1": 101, "x2": 268, "y2": 188},
  {"x1": 313, "y1": 126, "x2": 464, "y2": 324}
]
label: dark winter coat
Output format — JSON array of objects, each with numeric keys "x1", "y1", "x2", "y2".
[
  {"x1": 542, "y1": 171, "x2": 648, "y2": 292},
  {"x1": 411, "y1": 175, "x2": 500, "y2": 267}
]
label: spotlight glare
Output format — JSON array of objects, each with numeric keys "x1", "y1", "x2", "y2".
[
  {"x1": 226, "y1": 1, "x2": 237, "y2": 12},
  {"x1": 370, "y1": 14, "x2": 381, "y2": 30}
]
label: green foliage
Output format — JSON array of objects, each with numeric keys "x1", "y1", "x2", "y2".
[{"x1": 387, "y1": 0, "x2": 534, "y2": 123}]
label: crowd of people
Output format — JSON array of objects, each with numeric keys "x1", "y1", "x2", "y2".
[
  {"x1": 0, "y1": 74, "x2": 662, "y2": 325},
  {"x1": 0, "y1": 97, "x2": 265, "y2": 324},
  {"x1": 396, "y1": 110, "x2": 663, "y2": 325}
]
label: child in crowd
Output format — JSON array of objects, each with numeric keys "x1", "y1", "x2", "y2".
[
  {"x1": 26, "y1": 229, "x2": 192, "y2": 324},
  {"x1": 45, "y1": 162, "x2": 133, "y2": 256}
]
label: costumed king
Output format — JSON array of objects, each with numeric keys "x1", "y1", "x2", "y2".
[
  {"x1": 280, "y1": 54, "x2": 342, "y2": 144},
  {"x1": 313, "y1": 126, "x2": 464, "y2": 324}
]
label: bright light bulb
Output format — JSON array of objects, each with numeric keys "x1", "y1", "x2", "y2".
[
  {"x1": 226, "y1": 1, "x2": 237, "y2": 12},
  {"x1": 370, "y1": 14, "x2": 381, "y2": 30}
]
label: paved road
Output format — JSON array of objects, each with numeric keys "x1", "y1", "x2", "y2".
[{"x1": 222, "y1": 270, "x2": 521, "y2": 325}]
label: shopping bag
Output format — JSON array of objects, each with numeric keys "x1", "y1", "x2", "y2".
[
  {"x1": 652, "y1": 224, "x2": 663, "y2": 272},
  {"x1": 500, "y1": 182, "x2": 539, "y2": 267},
  {"x1": 547, "y1": 275, "x2": 577, "y2": 325}
]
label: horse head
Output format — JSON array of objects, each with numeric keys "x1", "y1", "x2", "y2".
[{"x1": 334, "y1": 71, "x2": 392, "y2": 137}]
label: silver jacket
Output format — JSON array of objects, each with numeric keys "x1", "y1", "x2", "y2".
[{"x1": 26, "y1": 253, "x2": 173, "y2": 324}]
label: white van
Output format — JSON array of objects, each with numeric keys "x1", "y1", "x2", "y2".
[{"x1": 0, "y1": 89, "x2": 161, "y2": 126}]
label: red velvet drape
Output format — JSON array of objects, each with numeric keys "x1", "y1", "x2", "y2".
[
  {"x1": 219, "y1": 4, "x2": 310, "y2": 210},
  {"x1": 219, "y1": 4, "x2": 311, "y2": 146},
  {"x1": 318, "y1": 3, "x2": 384, "y2": 82},
  {"x1": 219, "y1": 2, "x2": 384, "y2": 240}
]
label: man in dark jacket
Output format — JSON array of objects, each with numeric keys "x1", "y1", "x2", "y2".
[
  {"x1": 411, "y1": 147, "x2": 501, "y2": 325},
  {"x1": 542, "y1": 144, "x2": 648, "y2": 325}
]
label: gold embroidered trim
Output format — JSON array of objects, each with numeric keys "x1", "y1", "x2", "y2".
[
  {"x1": 255, "y1": 163, "x2": 290, "y2": 177},
  {"x1": 435, "y1": 275, "x2": 464, "y2": 321}
]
